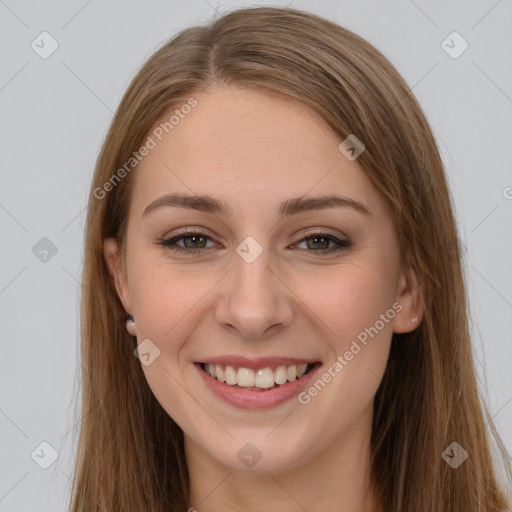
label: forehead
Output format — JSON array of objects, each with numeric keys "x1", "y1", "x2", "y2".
[{"x1": 130, "y1": 85, "x2": 386, "y2": 220}]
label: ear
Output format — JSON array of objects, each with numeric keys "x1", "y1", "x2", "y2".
[
  {"x1": 391, "y1": 259, "x2": 424, "y2": 334},
  {"x1": 103, "y1": 237, "x2": 132, "y2": 314}
]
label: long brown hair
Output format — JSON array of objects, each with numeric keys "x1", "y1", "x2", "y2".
[{"x1": 69, "y1": 6, "x2": 511, "y2": 511}]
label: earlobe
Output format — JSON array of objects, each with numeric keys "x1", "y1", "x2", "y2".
[
  {"x1": 103, "y1": 237, "x2": 132, "y2": 314},
  {"x1": 392, "y1": 261, "x2": 424, "y2": 334}
]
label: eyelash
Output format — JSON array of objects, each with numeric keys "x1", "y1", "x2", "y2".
[{"x1": 157, "y1": 228, "x2": 351, "y2": 256}]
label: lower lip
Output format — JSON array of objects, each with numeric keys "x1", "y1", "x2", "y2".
[{"x1": 196, "y1": 363, "x2": 322, "y2": 410}]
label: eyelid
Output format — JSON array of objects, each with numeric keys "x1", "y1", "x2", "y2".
[
  {"x1": 162, "y1": 226, "x2": 221, "y2": 243},
  {"x1": 295, "y1": 227, "x2": 347, "y2": 242},
  {"x1": 157, "y1": 226, "x2": 351, "y2": 256},
  {"x1": 291, "y1": 230, "x2": 351, "y2": 254},
  {"x1": 163, "y1": 226, "x2": 347, "y2": 244}
]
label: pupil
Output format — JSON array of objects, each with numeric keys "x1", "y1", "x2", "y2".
[
  {"x1": 185, "y1": 235, "x2": 205, "y2": 248},
  {"x1": 309, "y1": 236, "x2": 328, "y2": 250}
]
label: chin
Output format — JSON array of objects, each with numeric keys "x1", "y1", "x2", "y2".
[{"x1": 198, "y1": 426, "x2": 315, "y2": 473}]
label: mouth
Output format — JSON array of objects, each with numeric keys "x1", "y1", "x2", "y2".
[
  {"x1": 195, "y1": 357, "x2": 322, "y2": 409},
  {"x1": 199, "y1": 361, "x2": 317, "y2": 391}
]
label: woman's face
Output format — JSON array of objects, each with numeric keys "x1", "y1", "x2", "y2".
[{"x1": 105, "y1": 85, "x2": 422, "y2": 473}]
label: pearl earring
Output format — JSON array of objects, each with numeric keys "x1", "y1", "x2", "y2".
[{"x1": 126, "y1": 314, "x2": 137, "y2": 337}]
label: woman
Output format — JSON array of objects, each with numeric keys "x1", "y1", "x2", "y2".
[{"x1": 70, "y1": 6, "x2": 511, "y2": 511}]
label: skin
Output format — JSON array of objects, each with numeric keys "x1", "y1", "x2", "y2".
[{"x1": 104, "y1": 85, "x2": 423, "y2": 512}]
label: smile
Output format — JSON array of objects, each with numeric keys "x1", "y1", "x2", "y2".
[
  {"x1": 196, "y1": 357, "x2": 322, "y2": 409},
  {"x1": 201, "y1": 362, "x2": 314, "y2": 390}
]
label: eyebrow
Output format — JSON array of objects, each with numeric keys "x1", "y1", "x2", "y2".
[{"x1": 142, "y1": 192, "x2": 373, "y2": 218}]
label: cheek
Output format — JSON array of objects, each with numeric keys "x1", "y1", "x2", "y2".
[
  {"x1": 128, "y1": 258, "x2": 219, "y2": 354},
  {"x1": 307, "y1": 265, "x2": 396, "y2": 404},
  {"x1": 298, "y1": 263, "x2": 396, "y2": 409},
  {"x1": 128, "y1": 261, "x2": 215, "y2": 433},
  {"x1": 304, "y1": 262, "x2": 397, "y2": 349},
  {"x1": 129, "y1": 249, "x2": 397, "y2": 351}
]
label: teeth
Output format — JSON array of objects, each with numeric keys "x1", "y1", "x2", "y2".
[
  {"x1": 237, "y1": 367, "x2": 255, "y2": 387},
  {"x1": 225, "y1": 365, "x2": 237, "y2": 385},
  {"x1": 287, "y1": 365, "x2": 297, "y2": 382},
  {"x1": 275, "y1": 365, "x2": 288, "y2": 385},
  {"x1": 255, "y1": 368, "x2": 275, "y2": 389},
  {"x1": 204, "y1": 363, "x2": 311, "y2": 389},
  {"x1": 216, "y1": 366, "x2": 225, "y2": 383},
  {"x1": 207, "y1": 364, "x2": 216, "y2": 378}
]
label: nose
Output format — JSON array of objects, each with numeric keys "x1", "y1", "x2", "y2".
[{"x1": 214, "y1": 244, "x2": 294, "y2": 341}]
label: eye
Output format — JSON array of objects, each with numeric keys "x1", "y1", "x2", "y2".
[
  {"x1": 291, "y1": 230, "x2": 352, "y2": 255},
  {"x1": 157, "y1": 229, "x2": 351, "y2": 256},
  {"x1": 158, "y1": 229, "x2": 218, "y2": 254}
]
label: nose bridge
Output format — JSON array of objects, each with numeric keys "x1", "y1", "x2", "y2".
[
  {"x1": 215, "y1": 235, "x2": 293, "y2": 339},
  {"x1": 234, "y1": 243, "x2": 274, "y2": 301}
]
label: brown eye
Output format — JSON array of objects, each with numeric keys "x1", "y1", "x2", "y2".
[
  {"x1": 159, "y1": 230, "x2": 217, "y2": 254},
  {"x1": 158, "y1": 229, "x2": 351, "y2": 256},
  {"x1": 292, "y1": 231, "x2": 351, "y2": 255}
]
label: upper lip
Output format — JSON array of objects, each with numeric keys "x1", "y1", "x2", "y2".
[{"x1": 198, "y1": 356, "x2": 318, "y2": 369}]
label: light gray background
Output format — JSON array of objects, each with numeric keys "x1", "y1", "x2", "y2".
[{"x1": 1, "y1": 0, "x2": 511, "y2": 510}]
